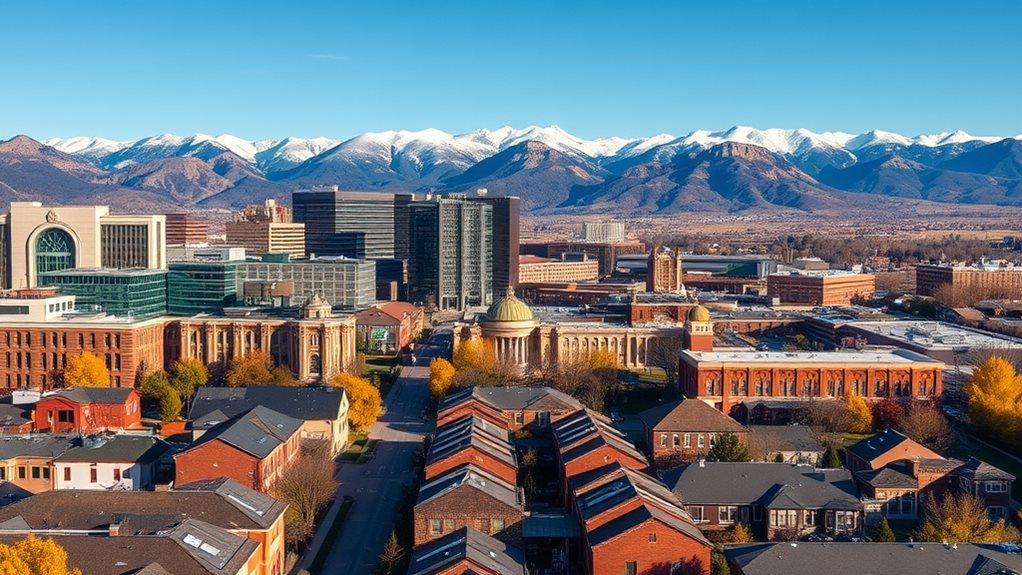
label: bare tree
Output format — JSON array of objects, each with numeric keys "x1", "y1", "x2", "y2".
[
  {"x1": 378, "y1": 531, "x2": 405, "y2": 575},
  {"x1": 899, "y1": 401, "x2": 951, "y2": 452},
  {"x1": 964, "y1": 346, "x2": 1022, "y2": 372},
  {"x1": 647, "y1": 334, "x2": 683, "y2": 388},
  {"x1": 272, "y1": 443, "x2": 337, "y2": 543}
]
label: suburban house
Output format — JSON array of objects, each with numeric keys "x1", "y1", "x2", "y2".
[
  {"x1": 0, "y1": 435, "x2": 70, "y2": 499},
  {"x1": 0, "y1": 520, "x2": 262, "y2": 575},
  {"x1": 747, "y1": 425, "x2": 824, "y2": 465},
  {"x1": 0, "y1": 479, "x2": 288, "y2": 575},
  {"x1": 174, "y1": 406, "x2": 303, "y2": 492},
  {"x1": 33, "y1": 388, "x2": 142, "y2": 434},
  {"x1": 954, "y1": 457, "x2": 1015, "y2": 517},
  {"x1": 638, "y1": 398, "x2": 748, "y2": 468},
  {"x1": 438, "y1": 386, "x2": 583, "y2": 432},
  {"x1": 52, "y1": 433, "x2": 170, "y2": 491},
  {"x1": 414, "y1": 464, "x2": 525, "y2": 545},
  {"x1": 407, "y1": 527, "x2": 527, "y2": 575},
  {"x1": 724, "y1": 542, "x2": 1022, "y2": 575},
  {"x1": 189, "y1": 385, "x2": 350, "y2": 456},
  {"x1": 571, "y1": 464, "x2": 712, "y2": 575},
  {"x1": 425, "y1": 415, "x2": 518, "y2": 485},
  {"x1": 663, "y1": 462, "x2": 863, "y2": 539},
  {"x1": 354, "y1": 301, "x2": 425, "y2": 354},
  {"x1": 553, "y1": 410, "x2": 650, "y2": 485},
  {"x1": 844, "y1": 428, "x2": 942, "y2": 473}
]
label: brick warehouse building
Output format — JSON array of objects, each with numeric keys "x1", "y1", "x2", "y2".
[
  {"x1": 766, "y1": 271, "x2": 875, "y2": 306},
  {"x1": 916, "y1": 263, "x2": 1022, "y2": 297},
  {"x1": 680, "y1": 349, "x2": 943, "y2": 413}
]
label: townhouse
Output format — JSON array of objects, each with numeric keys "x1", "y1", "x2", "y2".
[
  {"x1": 438, "y1": 386, "x2": 583, "y2": 432},
  {"x1": 638, "y1": 399, "x2": 748, "y2": 469},
  {"x1": 407, "y1": 527, "x2": 527, "y2": 575},
  {"x1": 553, "y1": 410, "x2": 650, "y2": 488},
  {"x1": 425, "y1": 414, "x2": 518, "y2": 484},
  {"x1": 414, "y1": 464, "x2": 525, "y2": 544},
  {"x1": 52, "y1": 433, "x2": 170, "y2": 491}
]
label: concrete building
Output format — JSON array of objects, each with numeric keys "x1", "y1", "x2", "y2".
[
  {"x1": 767, "y1": 270, "x2": 875, "y2": 306},
  {"x1": 165, "y1": 212, "x2": 209, "y2": 245},
  {"x1": 235, "y1": 256, "x2": 376, "y2": 311},
  {"x1": 518, "y1": 255, "x2": 599, "y2": 284},
  {"x1": 226, "y1": 200, "x2": 305, "y2": 258},
  {"x1": 167, "y1": 244, "x2": 247, "y2": 262},
  {"x1": 1, "y1": 202, "x2": 166, "y2": 289},
  {"x1": 521, "y1": 240, "x2": 646, "y2": 277},
  {"x1": 38, "y1": 267, "x2": 168, "y2": 319},
  {"x1": 916, "y1": 262, "x2": 1022, "y2": 297},
  {"x1": 472, "y1": 194, "x2": 520, "y2": 293},
  {"x1": 409, "y1": 196, "x2": 493, "y2": 309},
  {"x1": 581, "y1": 221, "x2": 624, "y2": 243},
  {"x1": 292, "y1": 187, "x2": 414, "y2": 259}
]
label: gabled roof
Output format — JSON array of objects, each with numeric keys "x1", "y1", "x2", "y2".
[
  {"x1": 185, "y1": 406, "x2": 302, "y2": 459},
  {"x1": 469, "y1": 386, "x2": 582, "y2": 413},
  {"x1": 408, "y1": 527, "x2": 526, "y2": 575},
  {"x1": 575, "y1": 465, "x2": 691, "y2": 524},
  {"x1": 586, "y1": 502, "x2": 709, "y2": 548},
  {"x1": 46, "y1": 387, "x2": 136, "y2": 405},
  {"x1": 0, "y1": 434, "x2": 71, "y2": 460},
  {"x1": 427, "y1": 424, "x2": 517, "y2": 470},
  {"x1": 639, "y1": 399, "x2": 747, "y2": 433},
  {"x1": 55, "y1": 434, "x2": 169, "y2": 463},
  {"x1": 845, "y1": 428, "x2": 941, "y2": 466},
  {"x1": 664, "y1": 462, "x2": 861, "y2": 510},
  {"x1": 0, "y1": 400, "x2": 33, "y2": 430},
  {"x1": 0, "y1": 478, "x2": 286, "y2": 531},
  {"x1": 748, "y1": 425, "x2": 824, "y2": 455},
  {"x1": 856, "y1": 463, "x2": 919, "y2": 490},
  {"x1": 724, "y1": 542, "x2": 1022, "y2": 575},
  {"x1": 188, "y1": 385, "x2": 347, "y2": 425},
  {"x1": 416, "y1": 464, "x2": 521, "y2": 509},
  {"x1": 955, "y1": 457, "x2": 1016, "y2": 482}
]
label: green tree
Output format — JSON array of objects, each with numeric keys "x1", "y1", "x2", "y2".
[
  {"x1": 710, "y1": 551, "x2": 731, "y2": 575},
  {"x1": 169, "y1": 358, "x2": 209, "y2": 407},
  {"x1": 706, "y1": 432, "x2": 750, "y2": 462},
  {"x1": 773, "y1": 452, "x2": 785, "y2": 463},
  {"x1": 872, "y1": 517, "x2": 896, "y2": 542},
  {"x1": 159, "y1": 388, "x2": 182, "y2": 422},
  {"x1": 270, "y1": 365, "x2": 299, "y2": 386},
  {"x1": 139, "y1": 371, "x2": 170, "y2": 405},
  {"x1": 821, "y1": 445, "x2": 842, "y2": 469}
]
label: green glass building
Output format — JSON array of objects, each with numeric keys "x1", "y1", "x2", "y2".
[
  {"x1": 167, "y1": 262, "x2": 238, "y2": 315},
  {"x1": 38, "y1": 268, "x2": 168, "y2": 319}
]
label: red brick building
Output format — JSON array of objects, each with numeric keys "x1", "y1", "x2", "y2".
[
  {"x1": 174, "y1": 406, "x2": 302, "y2": 492},
  {"x1": 425, "y1": 415, "x2": 518, "y2": 485},
  {"x1": 407, "y1": 527, "x2": 526, "y2": 575},
  {"x1": 639, "y1": 399, "x2": 748, "y2": 469},
  {"x1": 413, "y1": 464, "x2": 524, "y2": 545},
  {"x1": 438, "y1": 386, "x2": 583, "y2": 432},
  {"x1": 354, "y1": 301, "x2": 425, "y2": 354},
  {"x1": 553, "y1": 410, "x2": 650, "y2": 489},
  {"x1": 767, "y1": 271, "x2": 875, "y2": 306},
  {"x1": 33, "y1": 388, "x2": 142, "y2": 434}
]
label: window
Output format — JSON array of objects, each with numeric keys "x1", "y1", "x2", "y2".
[
  {"x1": 683, "y1": 433, "x2": 691, "y2": 448},
  {"x1": 660, "y1": 434, "x2": 668, "y2": 448},
  {"x1": 688, "y1": 506, "x2": 705, "y2": 522},
  {"x1": 672, "y1": 434, "x2": 679, "y2": 448},
  {"x1": 429, "y1": 519, "x2": 441, "y2": 535},
  {"x1": 58, "y1": 410, "x2": 74, "y2": 423},
  {"x1": 697, "y1": 434, "x2": 705, "y2": 448},
  {"x1": 64, "y1": 467, "x2": 71, "y2": 482},
  {"x1": 18, "y1": 467, "x2": 26, "y2": 480},
  {"x1": 986, "y1": 481, "x2": 1008, "y2": 493},
  {"x1": 31, "y1": 467, "x2": 40, "y2": 479},
  {"x1": 90, "y1": 466, "x2": 98, "y2": 483},
  {"x1": 113, "y1": 468, "x2": 121, "y2": 482},
  {"x1": 989, "y1": 506, "x2": 1007, "y2": 517},
  {"x1": 753, "y1": 506, "x2": 762, "y2": 521},
  {"x1": 491, "y1": 518, "x2": 505, "y2": 533},
  {"x1": 719, "y1": 506, "x2": 737, "y2": 524},
  {"x1": 626, "y1": 561, "x2": 637, "y2": 575},
  {"x1": 514, "y1": 413, "x2": 524, "y2": 425},
  {"x1": 443, "y1": 518, "x2": 455, "y2": 531},
  {"x1": 805, "y1": 510, "x2": 815, "y2": 526},
  {"x1": 0, "y1": 468, "x2": 4, "y2": 480}
]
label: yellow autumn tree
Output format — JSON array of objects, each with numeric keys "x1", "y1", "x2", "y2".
[
  {"x1": 452, "y1": 338, "x2": 497, "y2": 372},
  {"x1": 965, "y1": 356, "x2": 1022, "y2": 442},
  {"x1": 225, "y1": 351, "x2": 275, "y2": 387},
  {"x1": 0, "y1": 534, "x2": 82, "y2": 575},
  {"x1": 916, "y1": 492, "x2": 1021, "y2": 543},
  {"x1": 846, "y1": 392, "x2": 873, "y2": 433},
  {"x1": 429, "y1": 358, "x2": 457, "y2": 398},
  {"x1": 62, "y1": 352, "x2": 110, "y2": 388},
  {"x1": 331, "y1": 372, "x2": 382, "y2": 431},
  {"x1": 588, "y1": 349, "x2": 619, "y2": 371}
]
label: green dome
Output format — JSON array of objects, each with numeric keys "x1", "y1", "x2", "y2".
[
  {"x1": 688, "y1": 304, "x2": 710, "y2": 322},
  {"x1": 487, "y1": 288, "x2": 535, "y2": 322}
]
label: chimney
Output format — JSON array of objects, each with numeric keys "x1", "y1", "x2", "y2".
[
  {"x1": 698, "y1": 459, "x2": 705, "y2": 468},
  {"x1": 109, "y1": 522, "x2": 123, "y2": 536}
]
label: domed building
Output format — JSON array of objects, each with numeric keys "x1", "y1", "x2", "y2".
[
  {"x1": 481, "y1": 287, "x2": 540, "y2": 367},
  {"x1": 684, "y1": 304, "x2": 714, "y2": 352}
]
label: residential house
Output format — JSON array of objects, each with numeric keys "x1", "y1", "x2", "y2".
[
  {"x1": 407, "y1": 527, "x2": 526, "y2": 575},
  {"x1": 639, "y1": 399, "x2": 748, "y2": 468},
  {"x1": 438, "y1": 386, "x2": 583, "y2": 432},
  {"x1": 0, "y1": 478, "x2": 288, "y2": 575},
  {"x1": 748, "y1": 426, "x2": 824, "y2": 465},
  {"x1": 174, "y1": 406, "x2": 303, "y2": 492},
  {"x1": 33, "y1": 388, "x2": 142, "y2": 434},
  {"x1": 425, "y1": 415, "x2": 518, "y2": 484},
  {"x1": 954, "y1": 457, "x2": 1015, "y2": 517},
  {"x1": 52, "y1": 433, "x2": 170, "y2": 491},
  {"x1": 844, "y1": 428, "x2": 942, "y2": 473},
  {"x1": 0, "y1": 435, "x2": 70, "y2": 499},
  {"x1": 663, "y1": 462, "x2": 863, "y2": 539},
  {"x1": 189, "y1": 386, "x2": 350, "y2": 456},
  {"x1": 414, "y1": 464, "x2": 525, "y2": 545},
  {"x1": 571, "y1": 464, "x2": 712, "y2": 575},
  {"x1": 553, "y1": 410, "x2": 649, "y2": 486},
  {"x1": 354, "y1": 301, "x2": 425, "y2": 354},
  {"x1": 0, "y1": 519, "x2": 262, "y2": 575},
  {"x1": 724, "y1": 542, "x2": 1022, "y2": 575}
]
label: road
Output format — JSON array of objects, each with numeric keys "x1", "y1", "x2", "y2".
[{"x1": 318, "y1": 328, "x2": 448, "y2": 574}]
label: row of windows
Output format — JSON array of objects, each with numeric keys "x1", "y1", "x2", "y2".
[
  {"x1": 0, "y1": 465, "x2": 50, "y2": 480},
  {"x1": 3, "y1": 351, "x2": 121, "y2": 371},
  {"x1": 2, "y1": 331, "x2": 122, "y2": 349},
  {"x1": 428, "y1": 517, "x2": 506, "y2": 536},
  {"x1": 660, "y1": 432, "x2": 717, "y2": 450}
]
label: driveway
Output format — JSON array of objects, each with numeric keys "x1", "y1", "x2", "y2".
[{"x1": 317, "y1": 329, "x2": 447, "y2": 573}]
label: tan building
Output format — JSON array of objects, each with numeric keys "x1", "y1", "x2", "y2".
[
  {"x1": 165, "y1": 212, "x2": 209, "y2": 245},
  {"x1": 1, "y1": 202, "x2": 166, "y2": 289},
  {"x1": 517, "y1": 255, "x2": 599, "y2": 284},
  {"x1": 165, "y1": 294, "x2": 357, "y2": 382},
  {"x1": 520, "y1": 240, "x2": 646, "y2": 277},
  {"x1": 916, "y1": 263, "x2": 1022, "y2": 298},
  {"x1": 767, "y1": 271, "x2": 875, "y2": 306},
  {"x1": 648, "y1": 246, "x2": 684, "y2": 293},
  {"x1": 225, "y1": 221, "x2": 306, "y2": 259}
]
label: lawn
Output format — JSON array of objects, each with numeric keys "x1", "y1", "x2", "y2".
[{"x1": 364, "y1": 354, "x2": 401, "y2": 399}]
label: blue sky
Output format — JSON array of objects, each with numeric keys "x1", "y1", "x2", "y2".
[{"x1": 1, "y1": 0, "x2": 1020, "y2": 141}]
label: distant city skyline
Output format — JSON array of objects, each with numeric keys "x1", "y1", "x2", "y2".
[{"x1": 1, "y1": 0, "x2": 1020, "y2": 141}]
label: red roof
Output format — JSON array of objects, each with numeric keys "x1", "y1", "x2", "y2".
[
  {"x1": 375, "y1": 301, "x2": 423, "y2": 321},
  {"x1": 519, "y1": 255, "x2": 551, "y2": 265}
]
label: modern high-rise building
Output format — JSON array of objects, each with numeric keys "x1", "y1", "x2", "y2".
[
  {"x1": 235, "y1": 257, "x2": 376, "y2": 310},
  {"x1": 582, "y1": 221, "x2": 625, "y2": 243},
  {"x1": 469, "y1": 194, "x2": 520, "y2": 292},
  {"x1": 164, "y1": 213, "x2": 209, "y2": 245},
  {"x1": 38, "y1": 268, "x2": 169, "y2": 320},
  {"x1": 292, "y1": 186, "x2": 414, "y2": 259},
  {"x1": 408, "y1": 197, "x2": 493, "y2": 309},
  {"x1": 0, "y1": 202, "x2": 166, "y2": 289},
  {"x1": 225, "y1": 200, "x2": 306, "y2": 259},
  {"x1": 167, "y1": 261, "x2": 239, "y2": 315}
]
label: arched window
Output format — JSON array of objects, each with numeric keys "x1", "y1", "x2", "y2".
[
  {"x1": 310, "y1": 353, "x2": 321, "y2": 374},
  {"x1": 36, "y1": 228, "x2": 75, "y2": 274}
]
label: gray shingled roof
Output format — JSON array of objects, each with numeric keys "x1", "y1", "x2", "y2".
[
  {"x1": 470, "y1": 386, "x2": 582, "y2": 412},
  {"x1": 955, "y1": 457, "x2": 1016, "y2": 482},
  {"x1": 188, "y1": 386, "x2": 346, "y2": 426},
  {"x1": 748, "y1": 425, "x2": 824, "y2": 454},
  {"x1": 845, "y1": 428, "x2": 939, "y2": 465},
  {"x1": 416, "y1": 464, "x2": 521, "y2": 509},
  {"x1": 428, "y1": 415, "x2": 516, "y2": 468},
  {"x1": 856, "y1": 462, "x2": 919, "y2": 489},
  {"x1": 189, "y1": 406, "x2": 303, "y2": 459},
  {"x1": 0, "y1": 400, "x2": 33, "y2": 429},
  {"x1": 50, "y1": 387, "x2": 135, "y2": 405},
  {"x1": 639, "y1": 399, "x2": 747, "y2": 433},
  {"x1": 56, "y1": 434, "x2": 169, "y2": 463},
  {"x1": 587, "y1": 502, "x2": 709, "y2": 548},
  {"x1": 724, "y1": 542, "x2": 1022, "y2": 575},
  {"x1": 0, "y1": 435, "x2": 71, "y2": 459},
  {"x1": 664, "y1": 462, "x2": 861, "y2": 510},
  {"x1": 408, "y1": 527, "x2": 526, "y2": 575}
]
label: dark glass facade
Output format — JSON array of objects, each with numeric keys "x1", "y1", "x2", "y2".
[
  {"x1": 408, "y1": 198, "x2": 492, "y2": 309},
  {"x1": 38, "y1": 269, "x2": 168, "y2": 319},
  {"x1": 292, "y1": 189, "x2": 414, "y2": 259},
  {"x1": 101, "y1": 223, "x2": 150, "y2": 268},
  {"x1": 167, "y1": 262, "x2": 238, "y2": 315}
]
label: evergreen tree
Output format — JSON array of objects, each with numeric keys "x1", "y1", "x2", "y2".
[
  {"x1": 872, "y1": 517, "x2": 896, "y2": 542},
  {"x1": 706, "y1": 431, "x2": 750, "y2": 462},
  {"x1": 822, "y1": 445, "x2": 842, "y2": 468}
]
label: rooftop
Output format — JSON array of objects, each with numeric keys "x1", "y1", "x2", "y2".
[
  {"x1": 663, "y1": 462, "x2": 861, "y2": 510},
  {"x1": 189, "y1": 386, "x2": 346, "y2": 427},
  {"x1": 416, "y1": 464, "x2": 521, "y2": 509},
  {"x1": 185, "y1": 406, "x2": 302, "y2": 459},
  {"x1": 681, "y1": 348, "x2": 942, "y2": 365},
  {"x1": 845, "y1": 429, "x2": 942, "y2": 465},
  {"x1": 56, "y1": 434, "x2": 169, "y2": 463},
  {"x1": 38, "y1": 267, "x2": 169, "y2": 278},
  {"x1": 639, "y1": 399, "x2": 747, "y2": 433},
  {"x1": 848, "y1": 320, "x2": 1022, "y2": 351},
  {"x1": 748, "y1": 425, "x2": 824, "y2": 455},
  {"x1": 407, "y1": 527, "x2": 526, "y2": 575}
]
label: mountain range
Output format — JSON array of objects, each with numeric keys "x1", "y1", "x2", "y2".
[{"x1": 0, "y1": 125, "x2": 1018, "y2": 214}]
